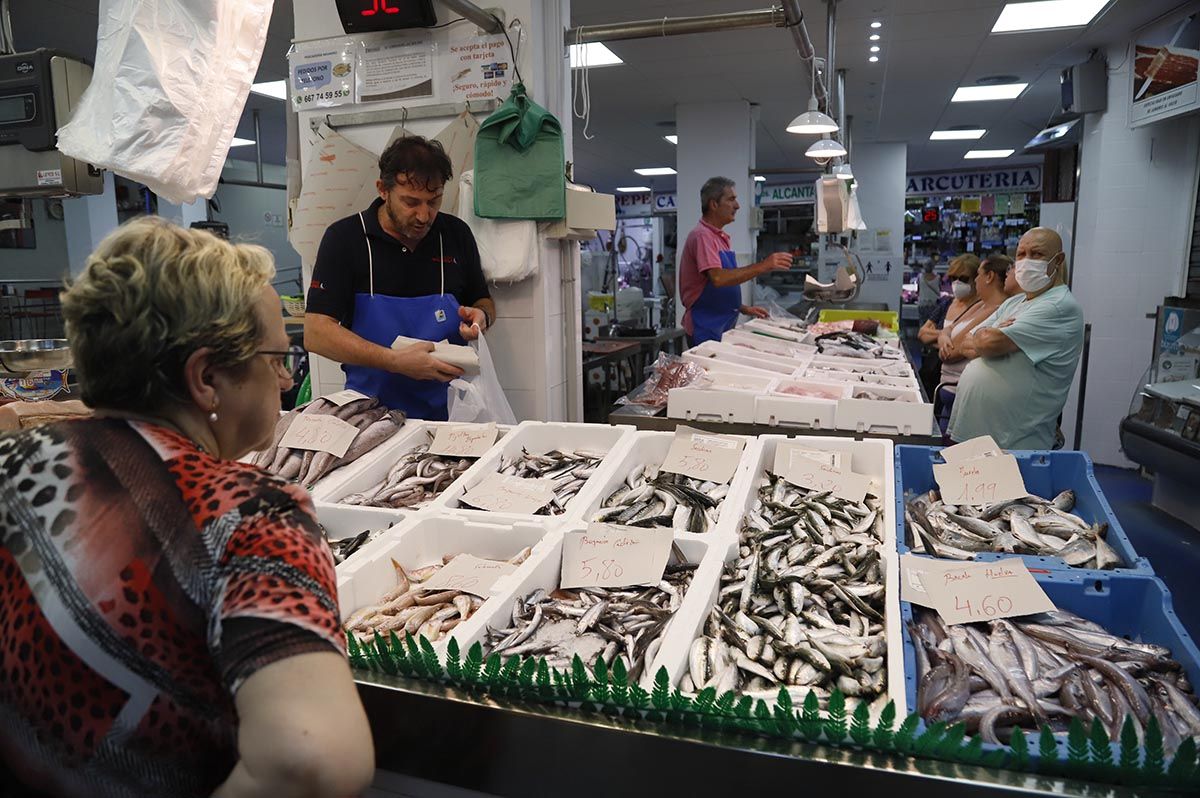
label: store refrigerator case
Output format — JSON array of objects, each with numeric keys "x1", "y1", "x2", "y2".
[{"x1": 1121, "y1": 377, "x2": 1200, "y2": 530}]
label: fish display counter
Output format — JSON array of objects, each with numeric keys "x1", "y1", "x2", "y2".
[{"x1": 316, "y1": 421, "x2": 1199, "y2": 795}]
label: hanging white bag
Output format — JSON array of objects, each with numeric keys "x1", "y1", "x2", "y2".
[
  {"x1": 446, "y1": 334, "x2": 517, "y2": 424},
  {"x1": 56, "y1": 0, "x2": 275, "y2": 204},
  {"x1": 456, "y1": 170, "x2": 538, "y2": 282}
]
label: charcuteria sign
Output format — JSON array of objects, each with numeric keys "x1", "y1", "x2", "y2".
[{"x1": 905, "y1": 166, "x2": 1041, "y2": 196}]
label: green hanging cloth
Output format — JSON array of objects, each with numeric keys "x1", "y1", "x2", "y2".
[{"x1": 473, "y1": 82, "x2": 565, "y2": 220}]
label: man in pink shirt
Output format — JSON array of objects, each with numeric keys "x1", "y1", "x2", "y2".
[{"x1": 680, "y1": 177, "x2": 792, "y2": 345}]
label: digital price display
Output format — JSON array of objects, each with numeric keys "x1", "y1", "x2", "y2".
[
  {"x1": 922, "y1": 208, "x2": 940, "y2": 223},
  {"x1": 335, "y1": 0, "x2": 437, "y2": 33}
]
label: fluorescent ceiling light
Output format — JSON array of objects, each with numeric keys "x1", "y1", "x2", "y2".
[
  {"x1": 664, "y1": 135, "x2": 678, "y2": 144},
  {"x1": 634, "y1": 167, "x2": 676, "y2": 176},
  {"x1": 930, "y1": 129, "x2": 987, "y2": 140},
  {"x1": 992, "y1": 0, "x2": 1108, "y2": 33},
  {"x1": 869, "y1": 56, "x2": 879, "y2": 63},
  {"x1": 870, "y1": 46, "x2": 880, "y2": 52},
  {"x1": 616, "y1": 186, "x2": 652, "y2": 192},
  {"x1": 964, "y1": 149, "x2": 1015, "y2": 159},
  {"x1": 569, "y1": 42, "x2": 623, "y2": 68},
  {"x1": 754, "y1": 175, "x2": 766, "y2": 182},
  {"x1": 951, "y1": 83, "x2": 1028, "y2": 102},
  {"x1": 230, "y1": 137, "x2": 256, "y2": 147},
  {"x1": 869, "y1": 34, "x2": 880, "y2": 41},
  {"x1": 871, "y1": 21, "x2": 882, "y2": 28},
  {"x1": 250, "y1": 80, "x2": 287, "y2": 100}
]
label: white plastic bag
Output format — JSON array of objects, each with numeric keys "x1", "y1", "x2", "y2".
[
  {"x1": 447, "y1": 334, "x2": 517, "y2": 424},
  {"x1": 456, "y1": 170, "x2": 538, "y2": 282},
  {"x1": 56, "y1": 0, "x2": 274, "y2": 204}
]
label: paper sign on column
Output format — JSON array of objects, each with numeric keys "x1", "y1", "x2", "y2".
[
  {"x1": 560, "y1": 524, "x2": 675, "y2": 589},
  {"x1": 280, "y1": 414, "x2": 360, "y2": 457},
  {"x1": 429, "y1": 423, "x2": 497, "y2": 457},
  {"x1": 900, "y1": 554, "x2": 1054, "y2": 625},
  {"x1": 940, "y1": 435, "x2": 1003, "y2": 464},
  {"x1": 660, "y1": 427, "x2": 745, "y2": 484},
  {"x1": 322, "y1": 389, "x2": 370, "y2": 407},
  {"x1": 933, "y1": 453, "x2": 1027, "y2": 506},
  {"x1": 418, "y1": 554, "x2": 515, "y2": 598},
  {"x1": 782, "y1": 458, "x2": 872, "y2": 503},
  {"x1": 771, "y1": 443, "x2": 842, "y2": 478},
  {"x1": 460, "y1": 473, "x2": 556, "y2": 514}
]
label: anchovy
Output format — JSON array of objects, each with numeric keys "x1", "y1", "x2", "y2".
[
  {"x1": 596, "y1": 463, "x2": 722, "y2": 534},
  {"x1": 482, "y1": 447, "x2": 603, "y2": 515},
  {"x1": 340, "y1": 434, "x2": 474, "y2": 509}
]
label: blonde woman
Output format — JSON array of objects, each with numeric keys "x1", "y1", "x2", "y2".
[{"x1": 0, "y1": 218, "x2": 373, "y2": 798}]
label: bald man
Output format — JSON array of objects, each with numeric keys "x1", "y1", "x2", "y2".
[{"x1": 948, "y1": 228, "x2": 1084, "y2": 449}]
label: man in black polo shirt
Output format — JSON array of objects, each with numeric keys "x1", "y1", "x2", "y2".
[{"x1": 305, "y1": 136, "x2": 496, "y2": 420}]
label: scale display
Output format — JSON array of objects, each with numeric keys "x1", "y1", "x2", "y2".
[{"x1": 335, "y1": 0, "x2": 437, "y2": 33}]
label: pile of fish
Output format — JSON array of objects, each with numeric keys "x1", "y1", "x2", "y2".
[
  {"x1": 252, "y1": 397, "x2": 406, "y2": 488},
  {"x1": 593, "y1": 463, "x2": 727, "y2": 534},
  {"x1": 340, "y1": 435, "x2": 473, "y2": 509},
  {"x1": 324, "y1": 527, "x2": 382, "y2": 565},
  {"x1": 910, "y1": 607, "x2": 1200, "y2": 751},
  {"x1": 775, "y1": 383, "x2": 845, "y2": 400},
  {"x1": 344, "y1": 547, "x2": 532, "y2": 643},
  {"x1": 851, "y1": 388, "x2": 913, "y2": 402},
  {"x1": 906, "y1": 489, "x2": 1123, "y2": 570},
  {"x1": 484, "y1": 553, "x2": 696, "y2": 682},
  {"x1": 684, "y1": 473, "x2": 889, "y2": 708},
  {"x1": 482, "y1": 447, "x2": 605, "y2": 515},
  {"x1": 815, "y1": 331, "x2": 903, "y2": 361}
]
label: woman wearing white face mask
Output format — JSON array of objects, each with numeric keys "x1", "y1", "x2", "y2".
[
  {"x1": 916, "y1": 255, "x2": 976, "y2": 400},
  {"x1": 948, "y1": 228, "x2": 1085, "y2": 450},
  {"x1": 934, "y1": 254, "x2": 1012, "y2": 433}
]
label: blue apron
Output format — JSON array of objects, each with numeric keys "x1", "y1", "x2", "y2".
[
  {"x1": 343, "y1": 212, "x2": 465, "y2": 420},
  {"x1": 689, "y1": 250, "x2": 742, "y2": 346}
]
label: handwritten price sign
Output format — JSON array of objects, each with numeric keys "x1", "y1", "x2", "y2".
[
  {"x1": 279, "y1": 414, "x2": 360, "y2": 457},
  {"x1": 419, "y1": 554, "x2": 516, "y2": 598},
  {"x1": 899, "y1": 554, "x2": 1054, "y2": 625},
  {"x1": 429, "y1": 422, "x2": 497, "y2": 458},
  {"x1": 460, "y1": 473, "x2": 556, "y2": 514},
  {"x1": 322, "y1": 389, "x2": 370, "y2": 407},
  {"x1": 932, "y1": 452, "x2": 1027, "y2": 507},
  {"x1": 783, "y1": 458, "x2": 872, "y2": 503},
  {"x1": 771, "y1": 443, "x2": 841, "y2": 479},
  {"x1": 660, "y1": 427, "x2": 745, "y2": 484},
  {"x1": 560, "y1": 524, "x2": 675, "y2": 589}
]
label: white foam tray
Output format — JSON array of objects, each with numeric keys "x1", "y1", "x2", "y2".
[
  {"x1": 683, "y1": 344, "x2": 798, "y2": 377},
  {"x1": 310, "y1": 421, "x2": 513, "y2": 506},
  {"x1": 806, "y1": 369, "x2": 922, "y2": 391},
  {"x1": 432, "y1": 420, "x2": 634, "y2": 521},
  {"x1": 721, "y1": 329, "x2": 817, "y2": 358},
  {"x1": 315, "y1": 502, "x2": 407, "y2": 574},
  {"x1": 686, "y1": 353, "x2": 784, "y2": 380},
  {"x1": 562, "y1": 430, "x2": 759, "y2": 542},
  {"x1": 336, "y1": 514, "x2": 557, "y2": 653},
  {"x1": 668, "y1": 384, "x2": 760, "y2": 423},
  {"x1": 742, "y1": 318, "x2": 811, "y2": 343},
  {"x1": 809, "y1": 354, "x2": 913, "y2": 376},
  {"x1": 699, "y1": 340, "x2": 814, "y2": 375},
  {"x1": 834, "y1": 391, "x2": 934, "y2": 436},
  {"x1": 656, "y1": 434, "x2": 905, "y2": 716},
  {"x1": 753, "y1": 394, "x2": 838, "y2": 429}
]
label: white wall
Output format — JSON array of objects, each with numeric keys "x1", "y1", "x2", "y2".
[
  {"x1": 0, "y1": 198, "x2": 71, "y2": 282},
  {"x1": 849, "y1": 141, "x2": 907, "y2": 309},
  {"x1": 211, "y1": 161, "x2": 303, "y2": 296},
  {"x1": 1064, "y1": 41, "x2": 1200, "y2": 466}
]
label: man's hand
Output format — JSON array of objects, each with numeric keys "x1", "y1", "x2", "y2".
[
  {"x1": 389, "y1": 341, "x2": 463, "y2": 382},
  {"x1": 740, "y1": 305, "x2": 770, "y2": 319},
  {"x1": 458, "y1": 305, "x2": 486, "y2": 341},
  {"x1": 756, "y1": 252, "x2": 793, "y2": 273}
]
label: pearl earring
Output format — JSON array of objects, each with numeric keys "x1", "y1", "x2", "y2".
[{"x1": 209, "y1": 403, "x2": 218, "y2": 423}]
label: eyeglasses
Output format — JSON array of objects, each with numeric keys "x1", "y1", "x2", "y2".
[
  {"x1": 949, "y1": 275, "x2": 972, "y2": 283},
  {"x1": 257, "y1": 345, "x2": 306, "y2": 376}
]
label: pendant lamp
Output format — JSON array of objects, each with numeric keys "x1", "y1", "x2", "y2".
[
  {"x1": 787, "y1": 56, "x2": 839, "y2": 135},
  {"x1": 806, "y1": 135, "x2": 847, "y2": 159}
]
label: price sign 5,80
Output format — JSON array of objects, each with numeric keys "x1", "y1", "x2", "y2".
[{"x1": 579, "y1": 558, "x2": 624, "y2": 581}]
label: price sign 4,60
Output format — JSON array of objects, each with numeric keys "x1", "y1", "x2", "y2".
[{"x1": 954, "y1": 594, "x2": 1014, "y2": 619}]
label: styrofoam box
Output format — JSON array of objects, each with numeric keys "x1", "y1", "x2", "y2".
[
  {"x1": 809, "y1": 354, "x2": 914, "y2": 376},
  {"x1": 658, "y1": 434, "x2": 904, "y2": 716},
  {"x1": 743, "y1": 318, "x2": 811, "y2": 343},
  {"x1": 316, "y1": 502, "x2": 406, "y2": 573},
  {"x1": 754, "y1": 395, "x2": 837, "y2": 429},
  {"x1": 432, "y1": 421, "x2": 634, "y2": 520},
  {"x1": 701, "y1": 340, "x2": 814, "y2": 375},
  {"x1": 310, "y1": 421, "x2": 514, "y2": 505},
  {"x1": 706, "y1": 371, "x2": 778, "y2": 394},
  {"x1": 335, "y1": 514, "x2": 557, "y2": 652},
  {"x1": 845, "y1": 384, "x2": 922, "y2": 403},
  {"x1": 563, "y1": 430, "x2": 760, "y2": 541},
  {"x1": 668, "y1": 384, "x2": 760, "y2": 423},
  {"x1": 456, "y1": 525, "x2": 731, "y2": 691},
  {"x1": 834, "y1": 395, "x2": 934, "y2": 436},
  {"x1": 688, "y1": 354, "x2": 784, "y2": 380},
  {"x1": 807, "y1": 368, "x2": 922, "y2": 391},
  {"x1": 684, "y1": 342, "x2": 799, "y2": 377},
  {"x1": 721, "y1": 329, "x2": 817, "y2": 358}
]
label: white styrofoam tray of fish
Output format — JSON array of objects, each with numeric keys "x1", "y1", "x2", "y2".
[
  {"x1": 309, "y1": 421, "x2": 513, "y2": 507},
  {"x1": 317, "y1": 502, "x2": 406, "y2": 573},
  {"x1": 700, "y1": 340, "x2": 815, "y2": 375},
  {"x1": 667, "y1": 383, "x2": 764, "y2": 424},
  {"x1": 901, "y1": 570, "x2": 1200, "y2": 757},
  {"x1": 432, "y1": 421, "x2": 635, "y2": 521},
  {"x1": 808, "y1": 368, "x2": 923, "y2": 391},
  {"x1": 457, "y1": 526, "x2": 730, "y2": 687},
  {"x1": 337, "y1": 514, "x2": 557, "y2": 653},
  {"x1": 808, "y1": 354, "x2": 915, "y2": 377},
  {"x1": 894, "y1": 446, "x2": 1152, "y2": 575},
  {"x1": 721, "y1": 329, "x2": 817, "y2": 358},
  {"x1": 563, "y1": 430, "x2": 760, "y2": 539},
  {"x1": 682, "y1": 342, "x2": 802, "y2": 377},
  {"x1": 834, "y1": 390, "x2": 935, "y2": 438},
  {"x1": 752, "y1": 383, "x2": 846, "y2": 430},
  {"x1": 662, "y1": 435, "x2": 905, "y2": 718},
  {"x1": 741, "y1": 318, "x2": 812, "y2": 344}
]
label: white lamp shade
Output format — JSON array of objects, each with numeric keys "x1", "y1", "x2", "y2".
[
  {"x1": 833, "y1": 162, "x2": 854, "y2": 179},
  {"x1": 806, "y1": 136, "x2": 847, "y2": 159},
  {"x1": 786, "y1": 95, "x2": 839, "y2": 135}
]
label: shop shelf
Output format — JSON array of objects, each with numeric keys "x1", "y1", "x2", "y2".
[{"x1": 894, "y1": 445, "x2": 1153, "y2": 575}]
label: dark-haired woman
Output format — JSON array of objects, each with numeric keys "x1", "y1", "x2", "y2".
[{"x1": 304, "y1": 135, "x2": 496, "y2": 419}]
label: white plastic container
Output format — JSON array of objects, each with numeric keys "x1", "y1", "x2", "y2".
[
  {"x1": 563, "y1": 430, "x2": 759, "y2": 541},
  {"x1": 685, "y1": 353, "x2": 783, "y2": 380},
  {"x1": 433, "y1": 420, "x2": 634, "y2": 520},
  {"x1": 721, "y1": 329, "x2": 817, "y2": 358},
  {"x1": 702, "y1": 341, "x2": 814, "y2": 375},
  {"x1": 809, "y1": 354, "x2": 913, "y2": 376},
  {"x1": 806, "y1": 368, "x2": 922, "y2": 391},
  {"x1": 315, "y1": 502, "x2": 406, "y2": 573},
  {"x1": 753, "y1": 394, "x2": 838, "y2": 429},
  {"x1": 336, "y1": 514, "x2": 556, "y2": 651},
  {"x1": 683, "y1": 343, "x2": 797, "y2": 377},
  {"x1": 743, "y1": 318, "x2": 811, "y2": 343},
  {"x1": 835, "y1": 394, "x2": 935, "y2": 436},
  {"x1": 668, "y1": 384, "x2": 760, "y2": 423}
]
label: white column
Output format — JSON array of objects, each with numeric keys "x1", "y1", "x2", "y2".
[
  {"x1": 156, "y1": 198, "x2": 208, "y2": 228},
  {"x1": 675, "y1": 100, "x2": 755, "y2": 325},
  {"x1": 848, "y1": 142, "x2": 907, "y2": 309},
  {"x1": 1063, "y1": 41, "x2": 1200, "y2": 466},
  {"x1": 62, "y1": 170, "x2": 119, "y2": 276}
]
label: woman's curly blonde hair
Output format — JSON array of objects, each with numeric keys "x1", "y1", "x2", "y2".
[{"x1": 61, "y1": 216, "x2": 275, "y2": 411}]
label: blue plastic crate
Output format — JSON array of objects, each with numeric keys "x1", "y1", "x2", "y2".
[{"x1": 894, "y1": 445, "x2": 1152, "y2": 575}]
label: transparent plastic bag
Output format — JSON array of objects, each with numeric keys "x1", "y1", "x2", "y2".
[
  {"x1": 447, "y1": 333, "x2": 517, "y2": 424},
  {"x1": 616, "y1": 353, "x2": 710, "y2": 413}
]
